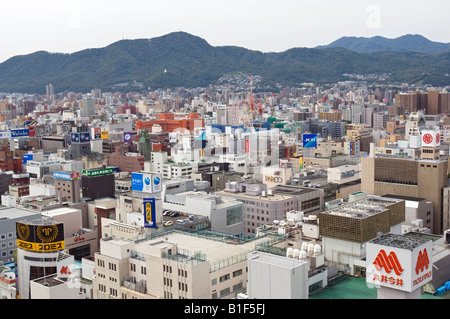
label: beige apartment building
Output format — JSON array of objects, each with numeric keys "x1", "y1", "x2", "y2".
[
  {"x1": 361, "y1": 156, "x2": 449, "y2": 235},
  {"x1": 92, "y1": 225, "x2": 274, "y2": 299}
]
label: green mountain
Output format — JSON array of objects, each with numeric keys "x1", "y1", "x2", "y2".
[
  {"x1": 0, "y1": 32, "x2": 449, "y2": 94},
  {"x1": 317, "y1": 34, "x2": 450, "y2": 54}
]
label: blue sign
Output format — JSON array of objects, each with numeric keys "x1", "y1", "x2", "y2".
[
  {"x1": 143, "y1": 198, "x2": 156, "y2": 228},
  {"x1": 341, "y1": 170, "x2": 356, "y2": 179},
  {"x1": 131, "y1": 172, "x2": 144, "y2": 191},
  {"x1": 23, "y1": 154, "x2": 33, "y2": 164},
  {"x1": 72, "y1": 132, "x2": 90, "y2": 143},
  {"x1": 71, "y1": 132, "x2": 80, "y2": 142},
  {"x1": 124, "y1": 132, "x2": 132, "y2": 143},
  {"x1": 11, "y1": 129, "x2": 29, "y2": 138},
  {"x1": 303, "y1": 134, "x2": 317, "y2": 148},
  {"x1": 80, "y1": 132, "x2": 90, "y2": 142},
  {"x1": 53, "y1": 171, "x2": 72, "y2": 181},
  {"x1": 132, "y1": 172, "x2": 156, "y2": 193}
]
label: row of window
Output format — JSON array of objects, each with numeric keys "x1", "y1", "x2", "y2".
[
  {"x1": 130, "y1": 263, "x2": 147, "y2": 275},
  {"x1": 212, "y1": 268, "x2": 243, "y2": 286}
]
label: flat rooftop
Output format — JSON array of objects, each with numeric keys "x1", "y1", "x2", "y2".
[
  {"x1": 0, "y1": 206, "x2": 41, "y2": 219},
  {"x1": 321, "y1": 195, "x2": 403, "y2": 219},
  {"x1": 369, "y1": 233, "x2": 429, "y2": 251},
  {"x1": 135, "y1": 230, "x2": 273, "y2": 264},
  {"x1": 248, "y1": 251, "x2": 307, "y2": 269}
]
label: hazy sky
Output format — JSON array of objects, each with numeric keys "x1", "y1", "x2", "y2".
[{"x1": 0, "y1": 0, "x2": 449, "y2": 63}]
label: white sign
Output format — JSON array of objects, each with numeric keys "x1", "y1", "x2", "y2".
[
  {"x1": 366, "y1": 238, "x2": 433, "y2": 292},
  {"x1": 421, "y1": 130, "x2": 440, "y2": 147}
]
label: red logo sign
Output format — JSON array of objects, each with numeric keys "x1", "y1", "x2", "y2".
[
  {"x1": 422, "y1": 133, "x2": 433, "y2": 144},
  {"x1": 373, "y1": 249, "x2": 404, "y2": 276},
  {"x1": 415, "y1": 248, "x2": 430, "y2": 274},
  {"x1": 60, "y1": 266, "x2": 71, "y2": 275},
  {"x1": 245, "y1": 140, "x2": 249, "y2": 153}
]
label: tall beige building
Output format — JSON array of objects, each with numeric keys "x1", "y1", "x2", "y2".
[{"x1": 361, "y1": 156, "x2": 449, "y2": 235}]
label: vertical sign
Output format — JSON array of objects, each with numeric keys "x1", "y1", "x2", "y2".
[
  {"x1": 143, "y1": 198, "x2": 156, "y2": 228},
  {"x1": 245, "y1": 139, "x2": 249, "y2": 153},
  {"x1": 124, "y1": 132, "x2": 132, "y2": 143}
]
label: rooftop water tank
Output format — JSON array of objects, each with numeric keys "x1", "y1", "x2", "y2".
[
  {"x1": 293, "y1": 249, "x2": 300, "y2": 259},
  {"x1": 301, "y1": 242, "x2": 308, "y2": 251},
  {"x1": 286, "y1": 247, "x2": 293, "y2": 258},
  {"x1": 314, "y1": 244, "x2": 322, "y2": 255},
  {"x1": 307, "y1": 243, "x2": 314, "y2": 254},
  {"x1": 299, "y1": 250, "x2": 307, "y2": 259}
]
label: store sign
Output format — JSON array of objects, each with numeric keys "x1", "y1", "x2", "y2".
[
  {"x1": 101, "y1": 131, "x2": 109, "y2": 140},
  {"x1": 16, "y1": 222, "x2": 65, "y2": 252},
  {"x1": 366, "y1": 239, "x2": 433, "y2": 292},
  {"x1": 341, "y1": 170, "x2": 356, "y2": 179},
  {"x1": 82, "y1": 168, "x2": 113, "y2": 177},
  {"x1": 303, "y1": 134, "x2": 317, "y2": 148},
  {"x1": 264, "y1": 176, "x2": 283, "y2": 183},
  {"x1": 11, "y1": 129, "x2": 29, "y2": 138},
  {"x1": 245, "y1": 139, "x2": 249, "y2": 153},
  {"x1": 421, "y1": 130, "x2": 440, "y2": 147},
  {"x1": 124, "y1": 132, "x2": 132, "y2": 143},
  {"x1": 143, "y1": 198, "x2": 156, "y2": 228},
  {"x1": 94, "y1": 127, "x2": 101, "y2": 139},
  {"x1": 53, "y1": 171, "x2": 79, "y2": 181}
]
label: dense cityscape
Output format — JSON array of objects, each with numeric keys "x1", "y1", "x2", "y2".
[
  {"x1": 0, "y1": 70, "x2": 449, "y2": 304},
  {"x1": 0, "y1": 1, "x2": 449, "y2": 310}
]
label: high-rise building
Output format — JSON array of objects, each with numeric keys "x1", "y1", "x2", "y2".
[
  {"x1": 81, "y1": 94, "x2": 96, "y2": 117},
  {"x1": 361, "y1": 155, "x2": 449, "y2": 234}
]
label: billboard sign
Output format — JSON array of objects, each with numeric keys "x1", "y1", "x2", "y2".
[
  {"x1": 303, "y1": 134, "x2": 317, "y2": 148},
  {"x1": 11, "y1": 129, "x2": 29, "y2": 138},
  {"x1": 71, "y1": 132, "x2": 80, "y2": 143},
  {"x1": 101, "y1": 131, "x2": 109, "y2": 140},
  {"x1": 94, "y1": 127, "x2": 101, "y2": 139},
  {"x1": 81, "y1": 168, "x2": 113, "y2": 177},
  {"x1": 132, "y1": 172, "x2": 152, "y2": 193},
  {"x1": 53, "y1": 171, "x2": 80, "y2": 181},
  {"x1": 16, "y1": 222, "x2": 65, "y2": 252},
  {"x1": 152, "y1": 174, "x2": 162, "y2": 193},
  {"x1": 143, "y1": 198, "x2": 156, "y2": 228},
  {"x1": 421, "y1": 130, "x2": 440, "y2": 147},
  {"x1": 79, "y1": 132, "x2": 90, "y2": 142},
  {"x1": 124, "y1": 132, "x2": 132, "y2": 143},
  {"x1": 0, "y1": 131, "x2": 11, "y2": 139},
  {"x1": 23, "y1": 154, "x2": 33, "y2": 164},
  {"x1": 366, "y1": 237, "x2": 433, "y2": 292},
  {"x1": 131, "y1": 172, "x2": 162, "y2": 193}
]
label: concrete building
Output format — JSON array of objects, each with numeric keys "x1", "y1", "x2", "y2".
[
  {"x1": 361, "y1": 156, "x2": 449, "y2": 235},
  {"x1": 319, "y1": 194, "x2": 405, "y2": 275},
  {"x1": 217, "y1": 181, "x2": 296, "y2": 236},
  {"x1": 81, "y1": 167, "x2": 115, "y2": 200},
  {"x1": 162, "y1": 183, "x2": 244, "y2": 236},
  {"x1": 53, "y1": 171, "x2": 81, "y2": 203},
  {"x1": 0, "y1": 207, "x2": 41, "y2": 264},
  {"x1": 92, "y1": 228, "x2": 274, "y2": 299},
  {"x1": 247, "y1": 251, "x2": 309, "y2": 299}
]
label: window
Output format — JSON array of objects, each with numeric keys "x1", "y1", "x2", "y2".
[
  {"x1": 226, "y1": 206, "x2": 242, "y2": 226},
  {"x1": 211, "y1": 278, "x2": 217, "y2": 286},
  {"x1": 233, "y1": 269, "x2": 242, "y2": 277},
  {"x1": 219, "y1": 274, "x2": 230, "y2": 282},
  {"x1": 220, "y1": 287, "x2": 230, "y2": 297}
]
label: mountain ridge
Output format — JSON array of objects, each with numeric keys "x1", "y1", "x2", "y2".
[
  {"x1": 0, "y1": 32, "x2": 448, "y2": 94},
  {"x1": 316, "y1": 34, "x2": 450, "y2": 54}
]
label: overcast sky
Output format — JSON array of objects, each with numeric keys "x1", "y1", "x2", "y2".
[{"x1": 0, "y1": 0, "x2": 449, "y2": 63}]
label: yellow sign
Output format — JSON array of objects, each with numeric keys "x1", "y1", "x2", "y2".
[
  {"x1": 16, "y1": 222, "x2": 65, "y2": 252},
  {"x1": 101, "y1": 131, "x2": 109, "y2": 140},
  {"x1": 17, "y1": 239, "x2": 65, "y2": 252},
  {"x1": 145, "y1": 202, "x2": 152, "y2": 224}
]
